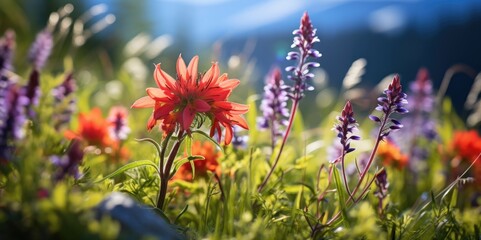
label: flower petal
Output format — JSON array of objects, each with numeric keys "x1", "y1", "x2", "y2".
[
  {"x1": 153, "y1": 104, "x2": 175, "y2": 119},
  {"x1": 182, "y1": 107, "x2": 196, "y2": 130},
  {"x1": 155, "y1": 64, "x2": 176, "y2": 89},
  {"x1": 146, "y1": 87, "x2": 168, "y2": 100},
  {"x1": 230, "y1": 115, "x2": 249, "y2": 129},
  {"x1": 222, "y1": 122, "x2": 233, "y2": 145},
  {"x1": 176, "y1": 54, "x2": 187, "y2": 82},
  {"x1": 187, "y1": 55, "x2": 199, "y2": 83},
  {"x1": 214, "y1": 101, "x2": 249, "y2": 114},
  {"x1": 193, "y1": 99, "x2": 211, "y2": 112},
  {"x1": 131, "y1": 96, "x2": 155, "y2": 108},
  {"x1": 219, "y1": 79, "x2": 240, "y2": 89},
  {"x1": 147, "y1": 115, "x2": 156, "y2": 130}
]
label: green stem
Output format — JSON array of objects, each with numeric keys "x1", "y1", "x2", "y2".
[
  {"x1": 157, "y1": 131, "x2": 184, "y2": 210},
  {"x1": 257, "y1": 97, "x2": 300, "y2": 193}
]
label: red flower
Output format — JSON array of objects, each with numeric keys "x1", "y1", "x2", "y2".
[
  {"x1": 131, "y1": 55, "x2": 248, "y2": 144},
  {"x1": 174, "y1": 141, "x2": 221, "y2": 181},
  {"x1": 65, "y1": 108, "x2": 111, "y2": 147},
  {"x1": 452, "y1": 130, "x2": 481, "y2": 162},
  {"x1": 377, "y1": 140, "x2": 408, "y2": 170}
]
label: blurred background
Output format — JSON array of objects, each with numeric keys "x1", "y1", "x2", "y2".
[{"x1": 1, "y1": 0, "x2": 481, "y2": 127}]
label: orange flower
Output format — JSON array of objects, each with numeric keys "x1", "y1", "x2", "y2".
[
  {"x1": 377, "y1": 140, "x2": 408, "y2": 169},
  {"x1": 174, "y1": 141, "x2": 221, "y2": 181},
  {"x1": 131, "y1": 55, "x2": 249, "y2": 144},
  {"x1": 452, "y1": 130, "x2": 481, "y2": 162},
  {"x1": 65, "y1": 108, "x2": 111, "y2": 147}
]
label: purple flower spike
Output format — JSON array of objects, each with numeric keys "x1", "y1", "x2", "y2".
[
  {"x1": 27, "y1": 30, "x2": 53, "y2": 70},
  {"x1": 374, "y1": 168, "x2": 389, "y2": 200},
  {"x1": 370, "y1": 75, "x2": 408, "y2": 138},
  {"x1": 286, "y1": 12, "x2": 321, "y2": 100},
  {"x1": 0, "y1": 30, "x2": 15, "y2": 74},
  {"x1": 52, "y1": 73, "x2": 77, "y2": 129},
  {"x1": 51, "y1": 139, "x2": 84, "y2": 180},
  {"x1": 408, "y1": 68, "x2": 434, "y2": 113},
  {"x1": 334, "y1": 101, "x2": 360, "y2": 156},
  {"x1": 259, "y1": 67, "x2": 290, "y2": 146},
  {"x1": 107, "y1": 106, "x2": 131, "y2": 141},
  {"x1": 0, "y1": 84, "x2": 28, "y2": 161}
]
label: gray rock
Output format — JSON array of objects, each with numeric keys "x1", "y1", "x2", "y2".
[{"x1": 95, "y1": 192, "x2": 184, "y2": 240}]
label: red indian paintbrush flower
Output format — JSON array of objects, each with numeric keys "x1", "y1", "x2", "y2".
[{"x1": 131, "y1": 55, "x2": 248, "y2": 144}]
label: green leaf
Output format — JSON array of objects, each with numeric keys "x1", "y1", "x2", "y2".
[
  {"x1": 247, "y1": 94, "x2": 259, "y2": 145},
  {"x1": 93, "y1": 160, "x2": 159, "y2": 183},
  {"x1": 174, "y1": 205, "x2": 189, "y2": 224},
  {"x1": 169, "y1": 155, "x2": 205, "y2": 179},
  {"x1": 136, "y1": 138, "x2": 163, "y2": 159},
  {"x1": 332, "y1": 166, "x2": 349, "y2": 226},
  {"x1": 292, "y1": 108, "x2": 305, "y2": 142},
  {"x1": 191, "y1": 130, "x2": 223, "y2": 151}
]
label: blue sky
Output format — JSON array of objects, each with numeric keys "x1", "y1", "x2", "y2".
[{"x1": 86, "y1": 0, "x2": 481, "y2": 47}]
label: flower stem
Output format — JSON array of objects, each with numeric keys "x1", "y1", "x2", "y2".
[
  {"x1": 257, "y1": 97, "x2": 300, "y2": 193},
  {"x1": 157, "y1": 131, "x2": 184, "y2": 210}
]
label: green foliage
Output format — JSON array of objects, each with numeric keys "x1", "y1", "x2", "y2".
[{"x1": 1, "y1": 3, "x2": 481, "y2": 239}]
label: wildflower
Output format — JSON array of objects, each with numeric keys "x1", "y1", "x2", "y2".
[
  {"x1": 64, "y1": 108, "x2": 111, "y2": 147},
  {"x1": 231, "y1": 125, "x2": 248, "y2": 149},
  {"x1": 369, "y1": 75, "x2": 408, "y2": 139},
  {"x1": 374, "y1": 168, "x2": 389, "y2": 200},
  {"x1": 452, "y1": 130, "x2": 481, "y2": 162},
  {"x1": 258, "y1": 67, "x2": 289, "y2": 145},
  {"x1": 107, "y1": 106, "x2": 130, "y2": 141},
  {"x1": 374, "y1": 168, "x2": 389, "y2": 215},
  {"x1": 285, "y1": 12, "x2": 321, "y2": 100},
  {"x1": 52, "y1": 73, "x2": 76, "y2": 129},
  {"x1": 0, "y1": 29, "x2": 15, "y2": 75},
  {"x1": 51, "y1": 139, "x2": 84, "y2": 180},
  {"x1": 377, "y1": 140, "x2": 408, "y2": 169},
  {"x1": 0, "y1": 85, "x2": 28, "y2": 161},
  {"x1": 174, "y1": 141, "x2": 221, "y2": 181},
  {"x1": 27, "y1": 30, "x2": 53, "y2": 70},
  {"x1": 334, "y1": 101, "x2": 361, "y2": 156},
  {"x1": 131, "y1": 55, "x2": 248, "y2": 144},
  {"x1": 408, "y1": 68, "x2": 434, "y2": 113},
  {"x1": 24, "y1": 70, "x2": 40, "y2": 118}
]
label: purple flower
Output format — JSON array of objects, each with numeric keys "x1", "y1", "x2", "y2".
[
  {"x1": 374, "y1": 168, "x2": 389, "y2": 200},
  {"x1": 285, "y1": 12, "x2": 321, "y2": 100},
  {"x1": 334, "y1": 101, "x2": 360, "y2": 156},
  {"x1": 369, "y1": 75, "x2": 408, "y2": 139},
  {"x1": 408, "y1": 68, "x2": 434, "y2": 113},
  {"x1": 0, "y1": 84, "x2": 28, "y2": 161},
  {"x1": 107, "y1": 106, "x2": 130, "y2": 141},
  {"x1": 0, "y1": 29, "x2": 15, "y2": 75},
  {"x1": 51, "y1": 139, "x2": 84, "y2": 180},
  {"x1": 24, "y1": 70, "x2": 41, "y2": 119},
  {"x1": 259, "y1": 67, "x2": 289, "y2": 145},
  {"x1": 52, "y1": 73, "x2": 77, "y2": 129},
  {"x1": 231, "y1": 125, "x2": 248, "y2": 150},
  {"x1": 27, "y1": 30, "x2": 53, "y2": 70}
]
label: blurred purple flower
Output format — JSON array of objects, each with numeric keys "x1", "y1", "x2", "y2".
[
  {"x1": 24, "y1": 70, "x2": 41, "y2": 118},
  {"x1": 374, "y1": 168, "x2": 389, "y2": 200},
  {"x1": 107, "y1": 106, "x2": 130, "y2": 141},
  {"x1": 408, "y1": 68, "x2": 434, "y2": 113},
  {"x1": 0, "y1": 30, "x2": 15, "y2": 75},
  {"x1": 369, "y1": 75, "x2": 408, "y2": 139},
  {"x1": 27, "y1": 30, "x2": 53, "y2": 70},
  {"x1": 51, "y1": 139, "x2": 84, "y2": 180},
  {"x1": 259, "y1": 67, "x2": 289, "y2": 145},
  {"x1": 285, "y1": 12, "x2": 321, "y2": 100},
  {"x1": 0, "y1": 84, "x2": 28, "y2": 161},
  {"x1": 231, "y1": 125, "x2": 248, "y2": 150},
  {"x1": 52, "y1": 73, "x2": 77, "y2": 129}
]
